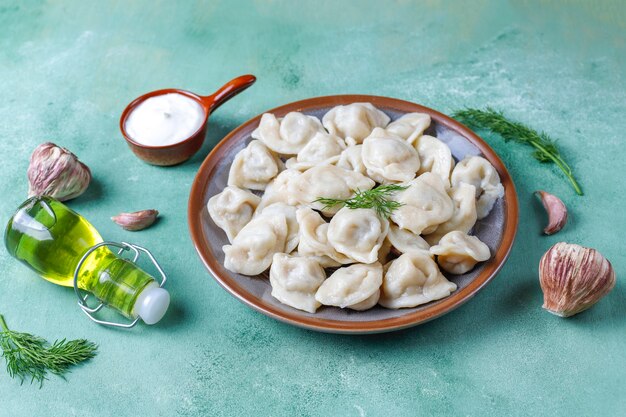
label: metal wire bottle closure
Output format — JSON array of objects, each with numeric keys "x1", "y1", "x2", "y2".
[{"x1": 73, "y1": 241, "x2": 167, "y2": 328}]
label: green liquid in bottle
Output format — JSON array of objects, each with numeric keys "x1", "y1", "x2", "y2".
[{"x1": 4, "y1": 197, "x2": 165, "y2": 320}]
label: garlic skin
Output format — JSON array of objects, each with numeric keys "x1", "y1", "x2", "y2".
[
  {"x1": 539, "y1": 242, "x2": 615, "y2": 317},
  {"x1": 27, "y1": 142, "x2": 91, "y2": 201},
  {"x1": 112, "y1": 210, "x2": 159, "y2": 231},
  {"x1": 536, "y1": 191, "x2": 567, "y2": 235}
]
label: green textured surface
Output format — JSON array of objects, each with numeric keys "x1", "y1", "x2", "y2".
[{"x1": 1, "y1": 1, "x2": 625, "y2": 415}]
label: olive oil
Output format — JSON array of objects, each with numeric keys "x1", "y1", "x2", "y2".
[{"x1": 5, "y1": 197, "x2": 169, "y2": 323}]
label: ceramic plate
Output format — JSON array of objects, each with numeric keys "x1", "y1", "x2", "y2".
[{"x1": 188, "y1": 95, "x2": 518, "y2": 334}]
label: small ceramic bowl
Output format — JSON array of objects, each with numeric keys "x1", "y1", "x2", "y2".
[
  {"x1": 188, "y1": 95, "x2": 519, "y2": 334},
  {"x1": 120, "y1": 74, "x2": 256, "y2": 166}
]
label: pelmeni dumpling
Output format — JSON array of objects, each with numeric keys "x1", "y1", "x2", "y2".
[
  {"x1": 285, "y1": 131, "x2": 346, "y2": 170},
  {"x1": 387, "y1": 223, "x2": 431, "y2": 256},
  {"x1": 289, "y1": 164, "x2": 375, "y2": 216},
  {"x1": 451, "y1": 156, "x2": 504, "y2": 219},
  {"x1": 327, "y1": 207, "x2": 389, "y2": 264},
  {"x1": 315, "y1": 262, "x2": 383, "y2": 310},
  {"x1": 252, "y1": 112, "x2": 325, "y2": 155},
  {"x1": 362, "y1": 128, "x2": 420, "y2": 183},
  {"x1": 322, "y1": 103, "x2": 390, "y2": 143},
  {"x1": 379, "y1": 252, "x2": 457, "y2": 309},
  {"x1": 390, "y1": 172, "x2": 454, "y2": 235},
  {"x1": 223, "y1": 214, "x2": 288, "y2": 276},
  {"x1": 228, "y1": 140, "x2": 283, "y2": 190},
  {"x1": 269, "y1": 253, "x2": 326, "y2": 313},
  {"x1": 207, "y1": 186, "x2": 261, "y2": 243},
  {"x1": 336, "y1": 144, "x2": 367, "y2": 175},
  {"x1": 424, "y1": 183, "x2": 477, "y2": 246},
  {"x1": 255, "y1": 203, "x2": 299, "y2": 253},
  {"x1": 386, "y1": 112, "x2": 431, "y2": 144},
  {"x1": 414, "y1": 135, "x2": 454, "y2": 188},
  {"x1": 296, "y1": 207, "x2": 354, "y2": 265},
  {"x1": 429, "y1": 231, "x2": 491, "y2": 275},
  {"x1": 256, "y1": 169, "x2": 302, "y2": 211}
]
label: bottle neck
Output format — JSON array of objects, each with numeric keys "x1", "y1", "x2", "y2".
[{"x1": 80, "y1": 248, "x2": 155, "y2": 319}]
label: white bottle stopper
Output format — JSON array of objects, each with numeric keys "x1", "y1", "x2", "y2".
[{"x1": 133, "y1": 282, "x2": 171, "y2": 325}]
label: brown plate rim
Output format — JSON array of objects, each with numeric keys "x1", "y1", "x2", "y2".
[{"x1": 188, "y1": 95, "x2": 519, "y2": 334}]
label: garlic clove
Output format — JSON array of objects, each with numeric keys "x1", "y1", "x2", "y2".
[
  {"x1": 535, "y1": 190, "x2": 567, "y2": 235},
  {"x1": 111, "y1": 210, "x2": 159, "y2": 231},
  {"x1": 27, "y1": 142, "x2": 92, "y2": 201},
  {"x1": 539, "y1": 242, "x2": 616, "y2": 317}
]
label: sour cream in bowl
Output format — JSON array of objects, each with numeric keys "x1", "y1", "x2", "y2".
[
  {"x1": 124, "y1": 93, "x2": 205, "y2": 147},
  {"x1": 119, "y1": 75, "x2": 256, "y2": 166}
]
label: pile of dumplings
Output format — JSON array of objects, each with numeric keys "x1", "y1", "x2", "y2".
[{"x1": 208, "y1": 103, "x2": 505, "y2": 314}]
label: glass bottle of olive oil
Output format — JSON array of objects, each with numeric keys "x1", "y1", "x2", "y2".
[{"x1": 4, "y1": 197, "x2": 170, "y2": 325}]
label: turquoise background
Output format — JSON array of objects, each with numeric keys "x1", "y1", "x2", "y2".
[{"x1": 1, "y1": 1, "x2": 624, "y2": 415}]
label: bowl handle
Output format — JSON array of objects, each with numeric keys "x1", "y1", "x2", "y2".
[{"x1": 200, "y1": 74, "x2": 256, "y2": 114}]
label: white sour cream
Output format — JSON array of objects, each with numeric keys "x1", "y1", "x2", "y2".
[{"x1": 125, "y1": 93, "x2": 205, "y2": 147}]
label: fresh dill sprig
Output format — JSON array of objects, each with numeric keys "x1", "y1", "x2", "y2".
[
  {"x1": 0, "y1": 314, "x2": 97, "y2": 387},
  {"x1": 314, "y1": 184, "x2": 407, "y2": 218},
  {"x1": 453, "y1": 107, "x2": 583, "y2": 196}
]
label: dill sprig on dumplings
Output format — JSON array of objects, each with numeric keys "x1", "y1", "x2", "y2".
[
  {"x1": 452, "y1": 107, "x2": 583, "y2": 195},
  {"x1": 314, "y1": 184, "x2": 408, "y2": 218}
]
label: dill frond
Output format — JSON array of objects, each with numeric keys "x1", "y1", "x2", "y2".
[
  {"x1": 0, "y1": 314, "x2": 97, "y2": 387},
  {"x1": 313, "y1": 184, "x2": 407, "y2": 218},
  {"x1": 453, "y1": 107, "x2": 582, "y2": 195}
]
